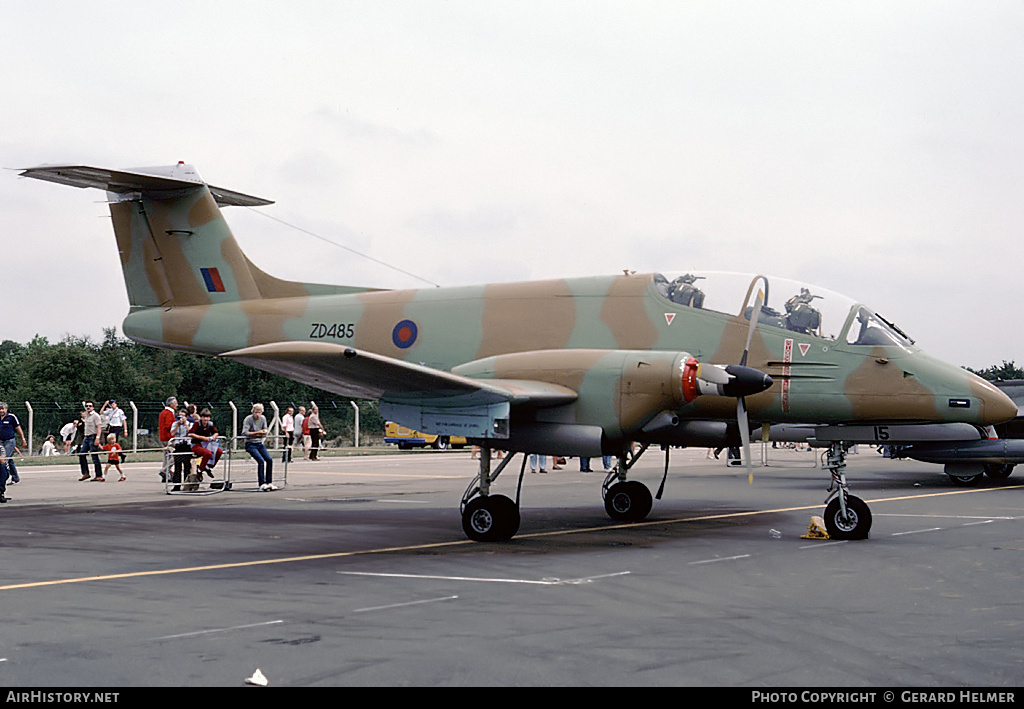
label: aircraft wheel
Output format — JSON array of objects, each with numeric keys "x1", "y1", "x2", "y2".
[
  {"x1": 945, "y1": 462, "x2": 984, "y2": 486},
  {"x1": 604, "y1": 481, "x2": 653, "y2": 522},
  {"x1": 984, "y1": 463, "x2": 1015, "y2": 480},
  {"x1": 462, "y1": 495, "x2": 520, "y2": 542},
  {"x1": 823, "y1": 495, "x2": 872, "y2": 540},
  {"x1": 947, "y1": 472, "x2": 984, "y2": 487}
]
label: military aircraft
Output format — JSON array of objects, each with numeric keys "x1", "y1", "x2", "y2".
[{"x1": 20, "y1": 162, "x2": 1018, "y2": 542}]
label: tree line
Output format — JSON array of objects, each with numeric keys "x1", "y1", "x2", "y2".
[
  {"x1": 0, "y1": 329, "x2": 385, "y2": 450},
  {"x1": 965, "y1": 360, "x2": 1024, "y2": 382}
]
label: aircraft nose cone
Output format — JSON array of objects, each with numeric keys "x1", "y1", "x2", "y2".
[{"x1": 980, "y1": 383, "x2": 1018, "y2": 425}]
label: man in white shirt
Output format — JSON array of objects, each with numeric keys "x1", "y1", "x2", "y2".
[
  {"x1": 101, "y1": 400, "x2": 128, "y2": 439},
  {"x1": 101, "y1": 400, "x2": 128, "y2": 462},
  {"x1": 282, "y1": 406, "x2": 295, "y2": 463},
  {"x1": 293, "y1": 406, "x2": 306, "y2": 460},
  {"x1": 60, "y1": 420, "x2": 77, "y2": 454}
]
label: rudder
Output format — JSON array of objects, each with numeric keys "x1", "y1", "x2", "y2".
[{"x1": 109, "y1": 185, "x2": 264, "y2": 308}]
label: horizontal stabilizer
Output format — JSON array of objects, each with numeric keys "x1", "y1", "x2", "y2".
[{"x1": 19, "y1": 164, "x2": 273, "y2": 207}]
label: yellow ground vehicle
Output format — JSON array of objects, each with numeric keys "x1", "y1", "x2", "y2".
[{"x1": 384, "y1": 422, "x2": 468, "y2": 450}]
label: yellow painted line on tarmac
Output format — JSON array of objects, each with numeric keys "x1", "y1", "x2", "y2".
[
  {"x1": 0, "y1": 540, "x2": 475, "y2": 591},
  {"x1": 516, "y1": 485, "x2": 1024, "y2": 540},
  {"x1": 863, "y1": 483, "x2": 1024, "y2": 504},
  {"x1": 1, "y1": 483, "x2": 1019, "y2": 592}
]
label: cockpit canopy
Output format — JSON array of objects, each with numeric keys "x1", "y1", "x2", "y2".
[{"x1": 653, "y1": 272, "x2": 915, "y2": 350}]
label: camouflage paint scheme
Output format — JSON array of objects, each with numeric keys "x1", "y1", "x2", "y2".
[
  {"x1": 24, "y1": 163, "x2": 1021, "y2": 540},
  {"x1": 21, "y1": 163, "x2": 1014, "y2": 461}
]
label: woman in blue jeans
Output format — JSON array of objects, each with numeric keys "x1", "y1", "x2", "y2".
[{"x1": 242, "y1": 403, "x2": 277, "y2": 491}]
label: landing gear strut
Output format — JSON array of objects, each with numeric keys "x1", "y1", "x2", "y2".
[
  {"x1": 822, "y1": 442, "x2": 872, "y2": 540},
  {"x1": 460, "y1": 445, "x2": 523, "y2": 542},
  {"x1": 458, "y1": 443, "x2": 660, "y2": 541},
  {"x1": 602, "y1": 444, "x2": 654, "y2": 522}
]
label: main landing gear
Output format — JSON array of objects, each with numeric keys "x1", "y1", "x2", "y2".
[
  {"x1": 822, "y1": 442, "x2": 872, "y2": 540},
  {"x1": 460, "y1": 446, "x2": 523, "y2": 542},
  {"x1": 459, "y1": 444, "x2": 659, "y2": 541},
  {"x1": 602, "y1": 444, "x2": 655, "y2": 523}
]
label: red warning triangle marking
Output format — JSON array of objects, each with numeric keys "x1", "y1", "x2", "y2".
[
  {"x1": 665, "y1": 313, "x2": 676, "y2": 326},
  {"x1": 798, "y1": 343, "x2": 810, "y2": 356}
]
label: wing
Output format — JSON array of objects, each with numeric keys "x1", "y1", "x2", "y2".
[{"x1": 222, "y1": 342, "x2": 578, "y2": 432}]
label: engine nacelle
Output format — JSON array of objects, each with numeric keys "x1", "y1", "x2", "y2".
[{"x1": 453, "y1": 349, "x2": 773, "y2": 443}]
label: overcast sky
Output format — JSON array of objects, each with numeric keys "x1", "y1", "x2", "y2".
[{"x1": 3, "y1": 1, "x2": 1021, "y2": 369}]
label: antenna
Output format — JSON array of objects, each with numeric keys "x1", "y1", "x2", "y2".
[{"x1": 246, "y1": 207, "x2": 441, "y2": 288}]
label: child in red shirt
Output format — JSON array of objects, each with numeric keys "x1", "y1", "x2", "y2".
[{"x1": 102, "y1": 434, "x2": 126, "y2": 482}]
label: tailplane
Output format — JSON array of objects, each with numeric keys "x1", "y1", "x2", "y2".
[{"x1": 20, "y1": 163, "x2": 366, "y2": 309}]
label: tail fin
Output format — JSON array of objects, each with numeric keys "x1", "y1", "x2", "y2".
[{"x1": 20, "y1": 163, "x2": 363, "y2": 308}]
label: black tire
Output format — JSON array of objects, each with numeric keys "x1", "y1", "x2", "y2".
[
  {"x1": 823, "y1": 495, "x2": 872, "y2": 540},
  {"x1": 947, "y1": 472, "x2": 984, "y2": 487},
  {"x1": 984, "y1": 463, "x2": 1015, "y2": 480},
  {"x1": 604, "y1": 481, "x2": 653, "y2": 522},
  {"x1": 432, "y1": 437, "x2": 450, "y2": 450},
  {"x1": 462, "y1": 495, "x2": 520, "y2": 542}
]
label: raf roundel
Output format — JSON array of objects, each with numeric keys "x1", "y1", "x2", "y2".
[{"x1": 392, "y1": 319, "x2": 418, "y2": 349}]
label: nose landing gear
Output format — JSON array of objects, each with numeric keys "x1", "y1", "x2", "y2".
[{"x1": 822, "y1": 442, "x2": 872, "y2": 540}]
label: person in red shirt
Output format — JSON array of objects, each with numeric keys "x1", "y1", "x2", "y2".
[
  {"x1": 189, "y1": 408, "x2": 223, "y2": 476},
  {"x1": 102, "y1": 434, "x2": 125, "y2": 482},
  {"x1": 158, "y1": 396, "x2": 178, "y2": 482}
]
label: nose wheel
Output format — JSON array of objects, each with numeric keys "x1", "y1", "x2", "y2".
[
  {"x1": 823, "y1": 494, "x2": 872, "y2": 540},
  {"x1": 823, "y1": 442, "x2": 872, "y2": 540}
]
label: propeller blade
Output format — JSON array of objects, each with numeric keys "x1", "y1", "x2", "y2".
[
  {"x1": 695, "y1": 362, "x2": 731, "y2": 386},
  {"x1": 738, "y1": 281, "x2": 765, "y2": 483},
  {"x1": 740, "y1": 288, "x2": 764, "y2": 367},
  {"x1": 738, "y1": 397, "x2": 753, "y2": 484}
]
